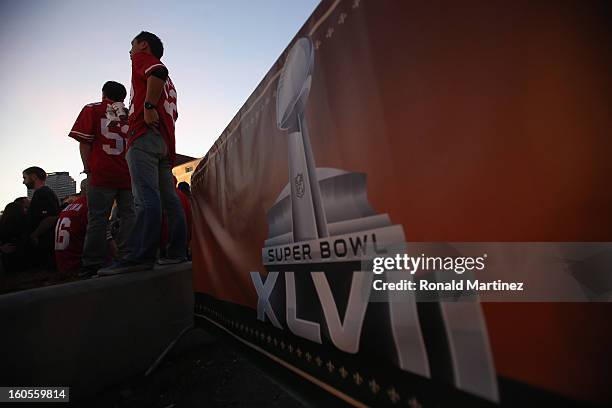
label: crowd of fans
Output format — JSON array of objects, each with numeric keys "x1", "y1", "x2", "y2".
[
  {"x1": 1, "y1": 31, "x2": 191, "y2": 293},
  {"x1": 0, "y1": 166, "x2": 192, "y2": 293}
]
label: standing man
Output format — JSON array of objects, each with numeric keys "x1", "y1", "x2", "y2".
[
  {"x1": 69, "y1": 81, "x2": 136, "y2": 277},
  {"x1": 22, "y1": 166, "x2": 60, "y2": 269},
  {"x1": 99, "y1": 31, "x2": 186, "y2": 275}
]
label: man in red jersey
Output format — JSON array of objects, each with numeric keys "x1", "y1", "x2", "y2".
[
  {"x1": 54, "y1": 180, "x2": 119, "y2": 275},
  {"x1": 99, "y1": 32, "x2": 186, "y2": 275},
  {"x1": 69, "y1": 81, "x2": 135, "y2": 277},
  {"x1": 54, "y1": 180, "x2": 89, "y2": 275}
]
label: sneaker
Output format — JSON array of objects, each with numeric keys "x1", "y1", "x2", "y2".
[
  {"x1": 78, "y1": 264, "x2": 102, "y2": 279},
  {"x1": 97, "y1": 260, "x2": 154, "y2": 276},
  {"x1": 156, "y1": 257, "x2": 188, "y2": 266}
]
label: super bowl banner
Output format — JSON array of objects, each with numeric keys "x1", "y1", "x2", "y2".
[{"x1": 190, "y1": 0, "x2": 612, "y2": 406}]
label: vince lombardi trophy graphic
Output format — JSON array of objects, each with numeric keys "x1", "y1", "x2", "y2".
[
  {"x1": 267, "y1": 35, "x2": 431, "y2": 380},
  {"x1": 260, "y1": 37, "x2": 499, "y2": 402},
  {"x1": 276, "y1": 37, "x2": 327, "y2": 242}
]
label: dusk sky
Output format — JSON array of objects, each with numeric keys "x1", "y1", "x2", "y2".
[{"x1": 0, "y1": 0, "x2": 319, "y2": 206}]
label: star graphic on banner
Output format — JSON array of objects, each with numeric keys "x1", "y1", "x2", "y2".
[
  {"x1": 407, "y1": 397, "x2": 422, "y2": 408},
  {"x1": 369, "y1": 379, "x2": 380, "y2": 395},
  {"x1": 338, "y1": 12, "x2": 347, "y2": 24},
  {"x1": 339, "y1": 367, "x2": 348, "y2": 379},
  {"x1": 326, "y1": 361, "x2": 335, "y2": 373},
  {"x1": 352, "y1": 0, "x2": 361, "y2": 9},
  {"x1": 353, "y1": 372, "x2": 363, "y2": 385},
  {"x1": 387, "y1": 387, "x2": 400, "y2": 404},
  {"x1": 326, "y1": 27, "x2": 334, "y2": 38}
]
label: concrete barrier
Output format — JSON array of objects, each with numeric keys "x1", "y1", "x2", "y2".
[{"x1": 0, "y1": 263, "x2": 194, "y2": 400}]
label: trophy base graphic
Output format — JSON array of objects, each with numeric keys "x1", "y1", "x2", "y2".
[{"x1": 265, "y1": 167, "x2": 401, "y2": 249}]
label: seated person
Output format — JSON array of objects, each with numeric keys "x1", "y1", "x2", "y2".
[
  {"x1": 54, "y1": 186, "x2": 89, "y2": 276},
  {"x1": 22, "y1": 166, "x2": 60, "y2": 269},
  {"x1": 0, "y1": 202, "x2": 28, "y2": 273},
  {"x1": 13, "y1": 197, "x2": 30, "y2": 215}
]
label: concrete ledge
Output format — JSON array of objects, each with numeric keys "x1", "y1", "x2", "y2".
[{"x1": 0, "y1": 263, "x2": 194, "y2": 399}]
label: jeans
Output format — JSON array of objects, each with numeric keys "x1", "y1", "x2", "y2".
[
  {"x1": 125, "y1": 129, "x2": 187, "y2": 263},
  {"x1": 83, "y1": 186, "x2": 135, "y2": 267}
]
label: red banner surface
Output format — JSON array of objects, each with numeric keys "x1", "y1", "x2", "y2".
[{"x1": 191, "y1": 1, "x2": 612, "y2": 406}]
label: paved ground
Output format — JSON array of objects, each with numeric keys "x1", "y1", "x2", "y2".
[
  {"x1": 0, "y1": 272, "x2": 324, "y2": 407},
  {"x1": 72, "y1": 329, "x2": 306, "y2": 408}
]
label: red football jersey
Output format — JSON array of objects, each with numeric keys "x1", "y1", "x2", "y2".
[
  {"x1": 128, "y1": 52, "x2": 178, "y2": 164},
  {"x1": 177, "y1": 189, "x2": 192, "y2": 244},
  {"x1": 159, "y1": 188, "x2": 192, "y2": 251},
  {"x1": 69, "y1": 100, "x2": 131, "y2": 189},
  {"x1": 54, "y1": 195, "x2": 88, "y2": 273}
]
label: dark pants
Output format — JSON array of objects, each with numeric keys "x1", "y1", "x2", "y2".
[
  {"x1": 82, "y1": 186, "x2": 135, "y2": 267},
  {"x1": 125, "y1": 129, "x2": 187, "y2": 263}
]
